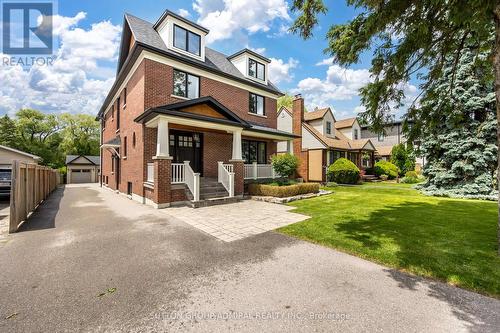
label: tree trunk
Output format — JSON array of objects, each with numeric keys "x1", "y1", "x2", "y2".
[{"x1": 494, "y1": 6, "x2": 500, "y2": 255}]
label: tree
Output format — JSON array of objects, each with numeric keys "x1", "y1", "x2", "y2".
[
  {"x1": 271, "y1": 153, "x2": 300, "y2": 178},
  {"x1": 390, "y1": 143, "x2": 415, "y2": 176},
  {"x1": 59, "y1": 113, "x2": 100, "y2": 156},
  {"x1": 412, "y1": 46, "x2": 497, "y2": 198},
  {"x1": 278, "y1": 93, "x2": 294, "y2": 110},
  {"x1": 0, "y1": 115, "x2": 20, "y2": 149},
  {"x1": 290, "y1": 0, "x2": 500, "y2": 253}
]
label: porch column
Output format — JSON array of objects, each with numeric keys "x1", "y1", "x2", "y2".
[
  {"x1": 231, "y1": 129, "x2": 243, "y2": 161},
  {"x1": 287, "y1": 139, "x2": 293, "y2": 154},
  {"x1": 155, "y1": 118, "x2": 170, "y2": 158}
]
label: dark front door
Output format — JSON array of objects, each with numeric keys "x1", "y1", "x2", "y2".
[{"x1": 170, "y1": 130, "x2": 203, "y2": 175}]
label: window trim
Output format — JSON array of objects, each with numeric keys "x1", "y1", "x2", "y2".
[
  {"x1": 172, "y1": 69, "x2": 200, "y2": 99},
  {"x1": 249, "y1": 92, "x2": 265, "y2": 116},
  {"x1": 326, "y1": 121, "x2": 332, "y2": 135},
  {"x1": 248, "y1": 58, "x2": 265, "y2": 81},
  {"x1": 173, "y1": 24, "x2": 201, "y2": 56}
]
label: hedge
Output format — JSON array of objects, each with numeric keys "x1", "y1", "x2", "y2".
[
  {"x1": 327, "y1": 158, "x2": 360, "y2": 184},
  {"x1": 248, "y1": 182, "x2": 320, "y2": 198},
  {"x1": 374, "y1": 160, "x2": 399, "y2": 179}
]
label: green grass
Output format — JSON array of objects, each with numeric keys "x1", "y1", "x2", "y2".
[{"x1": 279, "y1": 183, "x2": 500, "y2": 298}]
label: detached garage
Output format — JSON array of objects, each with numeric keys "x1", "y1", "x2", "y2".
[{"x1": 66, "y1": 155, "x2": 100, "y2": 184}]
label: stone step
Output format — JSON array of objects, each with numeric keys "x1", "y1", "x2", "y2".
[{"x1": 190, "y1": 196, "x2": 240, "y2": 208}]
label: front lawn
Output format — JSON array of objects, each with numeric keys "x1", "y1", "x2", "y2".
[{"x1": 279, "y1": 183, "x2": 500, "y2": 298}]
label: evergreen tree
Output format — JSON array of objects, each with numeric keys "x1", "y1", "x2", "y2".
[
  {"x1": 0, "y1": 115, "x2": 20, "y2": 149},
  {"x1": 409, "y1": 47, "x2": 497, "y2": 199}
]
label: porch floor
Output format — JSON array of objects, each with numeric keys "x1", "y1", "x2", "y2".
[{"x1": 160, "y1": 200, "x2": 309, "y2": 242}]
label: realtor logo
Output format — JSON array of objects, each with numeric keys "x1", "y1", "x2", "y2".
[{"x1": 2, "y1": 1, "x2": 53, "y2": 54}]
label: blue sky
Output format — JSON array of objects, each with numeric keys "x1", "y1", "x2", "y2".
[{"x1": 0, "y1": 0, "x2": 416, "y2": 118}]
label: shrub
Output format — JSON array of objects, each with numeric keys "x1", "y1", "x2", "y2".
[
  {"x1": 374, "y1": 160, "x2": 399, "y2": 179},
  {"x1": 379, "y1": 175, "x2": 389, "y2": 181},
  {"x1": 325, "y1": 182, "x2": 338, "y2": 187},
  {"x1": 405, "y1": 171, "x2": 418, "y2": 178},
  {"x1": 327, "y1": 158, "x2": 360, "y2": 184},
  {"x1": 390, "y1": 143, "x2": 415, "y2": 175},
  {"x1": 271, "y1": 153, "x2": 299, "y2": 178},
  {"x1": 248, "y1": 182, "x2": 319, "y2": 197}
]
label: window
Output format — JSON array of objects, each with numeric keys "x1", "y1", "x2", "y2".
[
  {"x1": 378, "y1": 133, "x2": 384, "y2": 142},
  {"x1": 354, "y1": 129, "x2": 359, "y2": 140},
  {"x1": 326, "y1": 121, "x2": 332, "y2": 135},
  {"x1": 111, "y1": 105, "x2": 114, "y2": 119},
  {"x1": 173, "y1": 24, "x2": 201, "y2": 56},
  {"x1": 102, "y1": 117, "x2": 105, "y2": 130},
  {"x1": 173, "y1": 69, "x2": 199, "y2": 99},
  {"x1": 248, "y1": 59, "x2": 265, "y2": 80},
  {"x1": 116, "y1": 97, "x2": 120, "y2": 130},
  {"x1": 242, "y1": 140, "x2": 267, "y2": 164},
  {"x1": 132, "y1": 132, "x2": 136, "y2": 148},
  {"x1": 123, "y1": 87, "x2": 127, "y2": 106},
  {"x1": 123, "y1": 136, "x2": 127, "y2": 157},
  {"x1": 249, "y1": 93, "x2": 265, "y2": 116},
  {"x1": 328, "y1": 150, "x2": 342, "y2": 165}
]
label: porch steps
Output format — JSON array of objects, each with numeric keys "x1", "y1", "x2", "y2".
[
  {"x1": 185, "y1": 177, "x2": 239, "y2": 207},
  {"x1": 362, "y1": 174, "x2": 379, "y2": 182}
]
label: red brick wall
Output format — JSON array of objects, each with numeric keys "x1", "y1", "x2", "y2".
[{"x1": 292, "y1": 95, "x2": 309, "y2": 181}]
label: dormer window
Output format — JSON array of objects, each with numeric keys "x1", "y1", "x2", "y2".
[
  {"x1": 248, "y1": 59, "x2": 265, "y2": 81},
  {"x1": 326, "y1": 121, "x2": 332, "y2": 135},
  {"x1": 173, "y1": 24, "x2": 201, "y2": 56}
]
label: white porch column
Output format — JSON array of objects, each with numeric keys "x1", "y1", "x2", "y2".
[
  {"x1": 287, "y1": 140, "x2": 293, "y2": 154},
  {"x1": 155, "y1": 118, "x2": 170, "y2": 158},
  {"x1": 231, "y1": 129, "x2": 243, "y2": 161}
]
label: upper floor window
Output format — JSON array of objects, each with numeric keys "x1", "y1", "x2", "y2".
[
  {"x1": 248, "y1": 59, "x2": 265, "y2": 80},
  {"x1": 116, "y1": 97, "x2": 121, "y2": 129},
  {"x1": 249, "y1": 93, "x2": 265, "y2": 116},
  {"x1": 173, "y1": 24, "x2": 201, "y2": 56},
  {"x1": 378, "y1": 133, "x2": 384, "y2": 142},
  {"x1": 326, "y1": 121, "x2": 332, "y2": 135},
  {"x1": 123, "y1": 136, "x2": 127, "y2": 157},
  {"x1": 354, "y1": 129, "x2": 359, "y2": 140},
  {"x1": 173, "y1": 69, "x2": 199, "y2": 99},
  {"x1": 123, "y1": 87, "x2": 127, "y2": 106}
]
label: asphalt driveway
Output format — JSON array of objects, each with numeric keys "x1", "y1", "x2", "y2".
[{"x1": 0, "y1": 184, "x2": 499, "y2": 332}]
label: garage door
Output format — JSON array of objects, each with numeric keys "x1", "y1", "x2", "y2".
[{"x1": 71, "y1": 169, "x2": 92, "y2": 183}]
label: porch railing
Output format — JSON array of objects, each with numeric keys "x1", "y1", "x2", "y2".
[
  {"x1": 217, "y1": 161, "x2": 234, "y2": 197},
  {"x1": 244, "y1": 162, "x2": 278, "y2": 180},
  {"x1": 182, "y1": 161, "x2": 200, "y2": 201},
  {"x1": 147, "y1": 163, "x2": 154, "y2": 182},
  {"x1": 171, "y1": 163, "x2": 185, "y2": 184}
]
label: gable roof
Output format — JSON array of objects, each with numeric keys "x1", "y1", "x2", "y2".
[
  {"x1": 65, "y1": 155, "x2": 100, "y2": 165},
  {"x1": 277, "y1": 106, "x2": 292, "y2": 117},
  {"x1": 0, "y1": 144, "x2": 40, "y2": 160},
  {"x1": 102, "y1": 12, "x2": 282, "y2": 119},
  {"x1": 302, "y1": 123, "x2": 375, "y2": 151},
  {"x1": 135, "y1": 96, "x2": 250, "y2": 127},
  {"x1": 227, "y1": 48, "x2": 271, "y2": 63},
  {"x1": 304, "y1": 108, "x2": 331, "y2": 122},
  {"x1": 153, "y1": 9, "x2": 209, "y2": 33},
  {"x1": 334, "y1": 117, "x2": 357, "y2": 129}
]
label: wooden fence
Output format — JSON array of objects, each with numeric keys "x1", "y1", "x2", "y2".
[{"x1": 9, "y1": 160, "x2": 60, "y2": 233}]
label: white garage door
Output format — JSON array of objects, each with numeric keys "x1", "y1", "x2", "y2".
[{"x1": 71, "y1": 169, "x2": 92, "y2": 183}]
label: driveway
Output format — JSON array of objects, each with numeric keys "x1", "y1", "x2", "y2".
[{"x1": 0, "y1": 184, "x2": 499, "y2": 332}]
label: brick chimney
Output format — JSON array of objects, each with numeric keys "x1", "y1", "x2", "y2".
[{"x1": 292, "y1": 94, "x2": 304, "y2": 156}]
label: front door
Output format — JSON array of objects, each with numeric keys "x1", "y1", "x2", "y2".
[{"x1": 170, "y1": 130, "x2": 203, "y2": 175}]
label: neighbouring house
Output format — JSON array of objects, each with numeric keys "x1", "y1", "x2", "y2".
[
  {"x1": 97, "y1": 9, "x2": 296, "y2": 208},
  {"x1": 65, "y1": 155, "x2": 100, "y2": 184},
  {"x1": 361, "y1": 121, "x2": 425, "y2": 167},
  {"x1": 0, "y1": 145, "x2": 40, "y2": 197},
  {"x1": 0, "y1": 144, "x2": 40, "y2": 168},
  {"x1": 277, "y1": 95, "x2": 376, "y2": 182}
]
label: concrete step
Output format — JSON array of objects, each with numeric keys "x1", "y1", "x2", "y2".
[{"x1": 190, "y1": 196, "x2": 240, "y2": 208}]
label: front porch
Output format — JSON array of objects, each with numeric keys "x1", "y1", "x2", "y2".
[{"x1": 135, "y1": 97, "x2": 296, "y2": 208}]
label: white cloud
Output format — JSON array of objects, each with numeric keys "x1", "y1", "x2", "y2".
[
  {"x1": 177, "y1": 9, "x2": 191, "y2": 18},
  {"x1": 193, "y1": 0, "x2": 290, "y2": 44},
  {"x1": 315, "y1": 57, "x2": 333, "y2": 66},
  {"x1": 268, "y1": 57, "x2": 298, "y2": 84},
  {"x1": 293, "y1": 65, "x2": 372, "y2": 109},
  {"x1": 0, "y1": 12, "x2": 121, "y2": 116},
  {"x1": 248, "y1": 47, "x2": 266, "y2": 54}
]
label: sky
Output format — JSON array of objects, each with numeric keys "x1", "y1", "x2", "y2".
[{"x1": 0, "y1": 0, "x2": 418, "y2": 119}]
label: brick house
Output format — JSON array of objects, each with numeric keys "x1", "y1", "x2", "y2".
[
  {"x1": 277, "y1": 95, "x2": 376, "y2": 182},
  {"x1": 97, "y1": 10, "x2": 296, "y2": 208}
]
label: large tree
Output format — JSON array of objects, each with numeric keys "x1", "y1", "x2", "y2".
[{"x1": 290, "y1": 0, "x2": 500, "y2": 253}]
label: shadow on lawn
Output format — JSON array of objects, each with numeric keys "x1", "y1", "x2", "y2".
[{"x1": 332, "y1": 199, "x2": 500, "y2": 332}]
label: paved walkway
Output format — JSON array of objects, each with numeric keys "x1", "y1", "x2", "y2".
[
  {"x1": 0, "y1": 199, "x2": 9, "y2": 245},
  {"x1": 163, "y1": 201, "x2": 309, "y2": 242},
  {"x1": 0, "y1": 184, "x2": 499, "y2": 332}
]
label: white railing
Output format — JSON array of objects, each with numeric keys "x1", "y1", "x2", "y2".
[
  {"x1": 147, "y1": 163, "x2": 154, "y2": 182},
  {"x1": 244, "y1": 162, "x2": 278, "y2": 180},
  {"x1": 217, "y1": 161, "x2": 234, "y2": 197},
  {"x1": 183, "y1": 161, "x2": 200, "y2": 201},
  {"x1": 171, "y1": 163, "x2": 185, "y2": 184}
]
